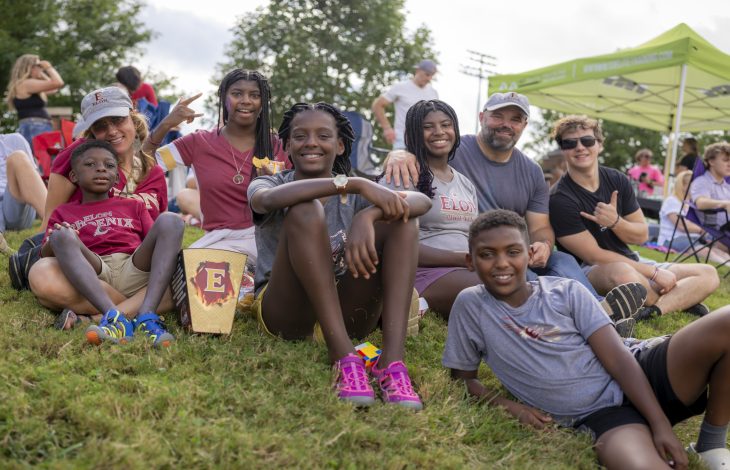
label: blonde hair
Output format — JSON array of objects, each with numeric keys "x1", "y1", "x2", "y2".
[
  {"x1": 635, "y1": 148, "x2": 653, "y2": 162},
  {"x1": 82, "y1": 110, "x2": 155, "y2": 182},
  {"x1": 550, "y1": 115, "x2": 605, "y2": 143},
  {"x1": 673, "y1": 170, "x2": 692, "y2": 200},
  {"x1": 5, "y1": 54, "x2": 42, "y2": 109},
  {"x1": 703, "y1": 142, "x2": 730, "y2": 169}
]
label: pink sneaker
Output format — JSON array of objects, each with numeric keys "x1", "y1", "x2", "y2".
[
  {"x1": 332, "y1": 354, "x2": 375, "y2": 406},
  {"x1": 371, "y1": 359, "x2": 423, "y2": 410}
]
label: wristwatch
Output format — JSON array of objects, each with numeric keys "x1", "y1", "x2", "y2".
[{"x1": 333, "y1": 174, "x2": 349, "y2": 204}]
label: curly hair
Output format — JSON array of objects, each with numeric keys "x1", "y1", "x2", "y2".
[
  {"x1": 277, "y1": 102, "x2": 354, "y2": 176},
  {"x1": 551, "y1": 115, "x2": 605, "y2": 145},
  {"x1": 468, "y1": 209, "x2": 529, "y2": 251}
]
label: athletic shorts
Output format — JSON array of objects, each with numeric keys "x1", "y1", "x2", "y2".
[
  {"x1": 251, "y1": 283, "x2": 324, "y2": 342},
  {"x1": 414, "y1": 266, "x2": 465, "y2": 295},
  {"x1": 0, "y1": 186, "x2": 35, "y2": 232},
  {"x1": 94, "y1": 251, "x2": 149, "y2": 298},
  {"x1": 574, "y1": 336, "x2": 707, "y2": 441}
]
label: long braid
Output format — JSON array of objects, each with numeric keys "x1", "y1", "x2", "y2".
[
  {"x1": 405, "y1": 99, "x2": 461, "y2": 198},
  {"x1": 217, "y1": 69, "x2": 277, "y2": 165},
  {"x1": 278, "y1": 102, "x2": 354, "y2": 175}
]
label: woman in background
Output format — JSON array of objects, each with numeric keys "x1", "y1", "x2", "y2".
[{"x1": 5, "y1": 54, "x2": 64, "y2": 146}]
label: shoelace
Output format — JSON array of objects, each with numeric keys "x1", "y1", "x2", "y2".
[
  {"x1": 101, "y1": 311, "x2": 130, "y2": 338},
  {"x1": 334, "y1": 357, "x2": 370, "y2": 392},
  {"x1": 380, "y1": 364, "x2": 417, "y2": 397}
]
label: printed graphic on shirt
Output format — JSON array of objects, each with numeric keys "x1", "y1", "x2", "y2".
[
  {"x1": 438, "y1": 191, "x2": 477, "y2": 223},
  {"x1": 71, "y1": 211, "x2": 135, "y2": 237},
  {"x1": 330, "y1": 229, "x2": 348, "y2": 278},
  {"x1": 111, "y1": 188, "x2": 160, "y2": 211},
  {"x1": 502, "y1": 317, "x2": 563, "y2": 342}
]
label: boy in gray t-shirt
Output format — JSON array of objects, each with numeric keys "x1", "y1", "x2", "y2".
[{"x1": 443, "y1": 209, "x2": 730, "y2": 469}]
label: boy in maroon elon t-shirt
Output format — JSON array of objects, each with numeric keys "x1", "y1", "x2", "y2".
[{"x1": 41, "y1": 140, "x2": 183, "y2": 347}]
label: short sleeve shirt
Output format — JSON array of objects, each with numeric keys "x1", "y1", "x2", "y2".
[
  {"x1": 382, "y1": 79, "x2": 438, "y2": 143},
  {"x1": 549, "y1": 166, "x2": 640, "y2": 264},
  {"x1": 0, "y1": 133, "x2": 34, "y2": 195},
  {"x1": 689, "y1": 172, "x2": 730, "y2": 227},
  {"x1": 451, "y1": 135, "x2": 549, "y2": 215},
  {"x1": 657, "y1": 196, "x2": 686, "y2": 245},
  {"x1": 442, "y1": 277, "x2": 622, "y2": 425},
  {"x1": 247, "y1": 170, "x2": 372, "y2": 294},
  {"x1": 156, "y1": 130, "x2": 289, "y2": 231},
  {"x1": 44, "y1": 197, "x2": 153, "y2": 256}
]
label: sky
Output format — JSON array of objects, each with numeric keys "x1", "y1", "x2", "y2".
[{"x1": 138, "y1": 0, "x2": 730, "y2": 145}]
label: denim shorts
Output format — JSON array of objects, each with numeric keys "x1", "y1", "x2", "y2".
[
  {"x1": 0, "y1": 186, "x2": 35, "y2": 232},
  {"x1": 17, "y1": 118, "x2": 52, "y2": 147}
]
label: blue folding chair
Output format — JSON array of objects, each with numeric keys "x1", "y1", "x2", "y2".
[{"x1": 343, "y1": 111, "x2": 388, "y2": 178}]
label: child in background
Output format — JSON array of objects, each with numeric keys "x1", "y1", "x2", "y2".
[
  {"x1": 248, "y1": 102, "x2": 431, "y2": 409},
  {"x1": 116, "y1": 66, "x2": 157, "y2": 107},
  {"x1": 658, "y1": 170, "x2": 730, "y2": 264},
  {"x1": 444, "y1": 209, "x2": 730, "y2": 470},
  {"x1": 42, "y1": 140, "x2": 183, "y2": 346}
]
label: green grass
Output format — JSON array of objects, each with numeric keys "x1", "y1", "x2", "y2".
[{"x1": 0, "y1": 225, "x2": 726, "y2": 468}]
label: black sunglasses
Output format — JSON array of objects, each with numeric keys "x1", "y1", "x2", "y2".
[
  {"x1": 90, "y1": 115, "x2": 128, "y2": 134},
  {"x1": 559, "y1": 136, "x2": 598, "y2": 150}
]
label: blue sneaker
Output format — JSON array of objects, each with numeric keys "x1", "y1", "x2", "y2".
[
  {"x1": 134, "y1": 313, "x2": 175, "y2": 348},
  {"x1": 85, "y1": 309, "x2": 134, "y2": 345}
]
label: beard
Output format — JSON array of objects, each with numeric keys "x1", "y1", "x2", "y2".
[{"x1": 481, "y1": 126, "x2": 519, "y2": 152}]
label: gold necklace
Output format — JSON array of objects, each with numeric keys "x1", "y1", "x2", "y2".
[{"x1": 225, "y1": 129, "x2": 252, "y2": 185}]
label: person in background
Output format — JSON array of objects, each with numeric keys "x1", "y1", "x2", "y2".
[
  {"x1": 676, "y1": 137, "x2": 700, "y2": 174},
  {"x1": 659, "y1": 170, "x2": 730, "y2": 264},
  {"x1": 628, "y1": 148, "x2": 664, "y2": 196},
  {"x1": 5, "y1": 54, "x2": 64, "y2": 146},
  {"x1": 372, "y1": 59, "x2": 439, "y2": 149},
  {"x1": 116, "y1": 65, "x2": 158, "y2": 107}
]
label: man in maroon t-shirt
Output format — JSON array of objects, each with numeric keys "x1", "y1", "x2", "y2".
[{"x1": 39, "y1": 140, "x2": 183, "y2": 347}]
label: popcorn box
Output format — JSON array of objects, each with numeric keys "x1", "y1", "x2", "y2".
[
  {"x1": 171, "y1": 248, "x2": 247, "y2": 334},
  {"x1": 355, "y1": 342, "x2": 382, "y2": 369}
]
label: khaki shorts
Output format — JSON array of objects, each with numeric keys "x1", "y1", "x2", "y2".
[{"x1": 95, "y1": 251, "x2": 149, "y2": 298}]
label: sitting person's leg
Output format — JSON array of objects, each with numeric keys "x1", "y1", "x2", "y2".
[
  {"x1": 595, "y1": 423, "x2": 674, "y2": 469},
  {"x1": 531, "y1": 251, "x2": 600, "y2": 297},
  {"x1": 657, "y1": 263, "x2": 719, "y2": 313},
  {"x1": 29, "y1": 248, "x2": 126, "y2": 315},
  {"x1": 5, "y1": 150, "x2": 47, "y2": 222},
  {"x1": 175, "y1": 188, "x2": 201, "y2": 221},
  {"x1": 420, "y1": 269, "x2": 480, "y2": 320}
]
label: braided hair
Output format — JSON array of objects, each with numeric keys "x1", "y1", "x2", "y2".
[
  {"x1": 278, "y1": 102, "x2": 354, "y2": 176},
  {"x1": 217, "y1": 69, "x2": 278, "y2": 160},
  {"x1": 404, "y1": 99, "x2": 461, "y2": 198}
]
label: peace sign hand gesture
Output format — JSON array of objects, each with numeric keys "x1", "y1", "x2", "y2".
[{"x1": 580, "y1": 190, "x2": 620, "y2": 230}]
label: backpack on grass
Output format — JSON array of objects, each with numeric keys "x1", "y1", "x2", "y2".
[{"x1": 9, "y1": 232, "x2": 44, "y2": 291}]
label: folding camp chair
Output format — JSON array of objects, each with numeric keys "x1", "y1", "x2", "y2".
[
  {"x1": 31, "y1": 131, "x2": 63, "y2": 180},
  {"x1": 665, "y1": 158, "x2": 730, "y2": 274},
  {"x1": 343, "y1": 111, "x2": 388, "y2": 178}
]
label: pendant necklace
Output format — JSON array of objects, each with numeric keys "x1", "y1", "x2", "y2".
[{"x1": 227, "y1": 136, "x2": 251, "y2": 185}]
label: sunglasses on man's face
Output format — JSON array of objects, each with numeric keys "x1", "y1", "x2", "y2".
[
  {"x1": 91, "y1": 116, "x2": 128, "y2": 134},
  {"x1": 559, "y1": 136, "x2": 598, "y2": 150}
]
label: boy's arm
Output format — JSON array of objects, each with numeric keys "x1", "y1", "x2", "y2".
[
  {"x1": 450, "y1": 369, "x2": 553, "y2": 429},
  {"x1": 588, "y1": 325, "x2": 687, "y2": 467}
]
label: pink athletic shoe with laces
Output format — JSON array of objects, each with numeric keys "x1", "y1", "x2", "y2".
[
  {"x1": 371, "y1": 359, "x2": 423, "y2": 410},
  {"x1": 332, "y1": 353, "x2": 376, "y2": 406}
]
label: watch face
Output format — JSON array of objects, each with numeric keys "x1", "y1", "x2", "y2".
[{"x1": 333, "y1": 174, "x2": 348, "y2": 186}]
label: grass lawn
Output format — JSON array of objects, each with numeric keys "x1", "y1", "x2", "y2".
[{"x1": 1, "y1": 224, "x2": 727, "y2": 468}]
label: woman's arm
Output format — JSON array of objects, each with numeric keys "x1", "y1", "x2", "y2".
[
  {"x1": 666, "y1": 212, "x2": 704, "y2": 235},
  {"x1": 40, "y1": 173, "x2": 76, "y2": 232},
  {"x1": 18, "y1": 61, "x2": 64, "y2": 95}
]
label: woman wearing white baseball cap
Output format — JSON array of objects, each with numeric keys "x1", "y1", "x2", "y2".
[{"x1": 29, "y1": 86, "x2": 169, "y2": 327}]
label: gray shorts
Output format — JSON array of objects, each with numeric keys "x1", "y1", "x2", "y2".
[{"x1": 0, "y1": 186, "x2": 35, "y2": 232}]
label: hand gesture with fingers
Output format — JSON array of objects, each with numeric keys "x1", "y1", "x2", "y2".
[
  {"x1": 165, "y1": 93, "x2": 204, "y2": 127},
  {"x1": 359, "y1": 182, "x2": 410, "y2": 222},
  {"x1": 580, "y1": 190, "x2": 620, "y2": 230}
]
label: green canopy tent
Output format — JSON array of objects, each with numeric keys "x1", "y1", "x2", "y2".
[{"x1": 488, "y1": 23, "x2": 730, "y2": 176}]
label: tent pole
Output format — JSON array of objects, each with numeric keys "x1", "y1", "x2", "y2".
[{"x1": 666, "y1": 63, "x2": 688, "y2": 189}]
